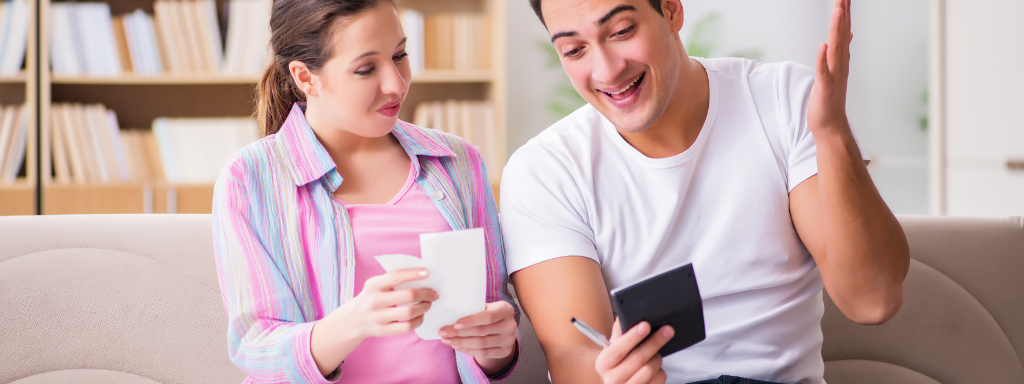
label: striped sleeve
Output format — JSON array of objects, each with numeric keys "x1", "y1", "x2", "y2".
[{"x1": 211, "y1": 174, "x2": 339, "y2": 384}]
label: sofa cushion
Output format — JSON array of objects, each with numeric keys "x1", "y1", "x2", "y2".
[
  {"x1": 0, "y1": 215, "x2": 244, "y2": 384},
  {"x1": 10, "y1": 369, "x2": 162, "y2": 384},
  {"x1": 823, "y1": 360, "x2": 940, "y2": 384}
]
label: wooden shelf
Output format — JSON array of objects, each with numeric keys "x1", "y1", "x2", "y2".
[
  {"x1": 50, "y1": 70, "x2": 494, "y2": 85},
  {"x1": 43, "y1": 183, "x2": 214, "y2": 214},
  {"x1": 0, "y1": 71, "x2": 28, "y2": 83},
  {"x1": 0, "y1": 180, "x2": 36, "y2": 216}
]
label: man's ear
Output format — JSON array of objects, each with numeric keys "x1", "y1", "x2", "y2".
[
  {"x1": 661, "y1": 0, "x2": 684, "y2": 33},
  {"x1": 289, "y1": 60, "x2": 319, "y2": 97}
]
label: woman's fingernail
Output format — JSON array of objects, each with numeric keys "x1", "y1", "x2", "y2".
[
  {"x1": 419, "y1": 270, "x2": 428, "y2": 277},
  {"x1": 452, "y1": 345, "x2": 460, "y2": 350},
  {"x1": 433, "y1": 293, "x2": 440, "y2": 301},
  {"x1": 453, "y1": 323, "x2": 465, "y2": 330},
  {"x1": 438, "y1": 330, "x2": 449, "y2": 337}
]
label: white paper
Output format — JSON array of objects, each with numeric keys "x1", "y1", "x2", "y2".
[{"x1": 375, "y1": 228, "x2": 486, "y2": 340}]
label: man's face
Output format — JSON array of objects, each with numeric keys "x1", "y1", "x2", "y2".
[{"x1": 543, "y1": 0, "x2": 683, "y2": 133}]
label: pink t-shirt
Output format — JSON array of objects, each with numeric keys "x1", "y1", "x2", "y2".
[{"x1": 335, "y1": 164, "x2": 461, "y2": 384}]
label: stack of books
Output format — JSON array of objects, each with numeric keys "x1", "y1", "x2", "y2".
[
  {"x1": 47, "y1": 103, "x2": 259, "y2": 185},
  {"x1": 400, "y1": 10, "x2": 490, "y2": 73},
  {"x1": 50, "y1": 0, "x2": 271, "y2": 77},
  {"x1": 412, "y1": 100, "x2": 499, "y2": 171},
  {"x1": 0, "y1": 0, "x2": 30, "y2": 76},
  {"x1": 0, "y1": 104, "x2": 28, "y2": 183}
]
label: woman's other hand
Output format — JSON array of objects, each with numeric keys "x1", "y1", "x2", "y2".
[
  {"x1": 311, "y1": 269, "x2": 437, "y2": 377},
  {"x1": 438, "y1": 301, "x2": 518, "y2": 375}
]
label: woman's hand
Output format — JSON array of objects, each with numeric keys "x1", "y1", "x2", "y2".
[
  {"x1": 345, "y1": 268, "x2": 439, "y2": 339},
  {"x1": 311, "y1": 269, "x2": 438, "y2": 377},
  {"x1": 437, "y1": 301, "x2": 518, "y2": 375}
]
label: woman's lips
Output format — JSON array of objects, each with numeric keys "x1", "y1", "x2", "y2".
[{"x1": 378, "y1": 101, "x2": 401, "y2": 117}]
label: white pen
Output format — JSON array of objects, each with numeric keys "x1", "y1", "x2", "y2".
[{"x1": 571, "y1": 317, "x2": 611, "y2": 347}]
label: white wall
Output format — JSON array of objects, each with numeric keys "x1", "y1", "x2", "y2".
[{"x1": 506, "y1": 0, "x2": 929, "y2": 214}]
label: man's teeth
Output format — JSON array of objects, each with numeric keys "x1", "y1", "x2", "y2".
[{"x1": 608, "y1": 73, "x2": 643, "y2": 95}]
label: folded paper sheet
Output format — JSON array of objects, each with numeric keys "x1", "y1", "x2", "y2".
[{"x1": 375, "y1": 228, "x2": 486, "y2": 340}]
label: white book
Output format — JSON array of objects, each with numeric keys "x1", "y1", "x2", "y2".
[
  {"x1": 413, "y1": 101, "x2": 431, "y2": 127},
  {"x1": 50, "y1": 105, "x2": 71, "y2": 184},
  {"x1": 0, "y1": 0, "x2": 29, "y2": 75},
  {"x1": 0, "y1": 2, "x2": 9, "y2": 68},
  {"x1": 152, "y1": 118, "x2": 178, "y2": 183},
  {"x1": 0, "y1": 106, "x2": 12, "y2": 173},
  {"x1": 106, "y1": 109, "x2": 130, "y2": 182},
  {"x1": 139, "y1": 12, "x2": 164, "y2": 73},
  {"x1": 50, "y1": 4, "x2": 80, "y2": 76},
  {"x1": 400, "y1": 9, "x2": 424, "y2": 75},
  {"x1": 2, "y1": 105, "x2": 27, "y2": 182},
  {"x1": 123, "y1": 11, "x2": 146, "y2": 74},
  {"x1": 75, "y1": 3, "x2": 122, "y2": 76},
  {"x1": 158, "y1": 117, "x2": 256, "y2": 184},
  {"x1": 179, "y1": 1, "x2": 206, "y2": 72},
  {"x1": 153, "y1": 1, "x2": 181, "y2": 73},
  {"x1": 221, "y1": 0, "x2": 245, "y2": 74},
  {"x1": 198, "y1": 0, "x2": 223, "y2": 70},
  {"x1": 241, "y1": 0, "x2": 271, "y2": 74},
  {"x1": 82, "y1": 105, "x2": 110, "y2": 183}
]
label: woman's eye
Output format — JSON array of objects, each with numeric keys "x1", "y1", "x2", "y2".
[
  {"x1": 613, "y1": 25, "x2": 635, "y2": 38},
  {"x1": 563, "y1": 47, "x2": 583, "y2": 58},
  {"x1": 355, "y1": 66, "x2": 376, "y2": 76},
  {"x1": 393, "y1": 52, "x2": 409, "y2": 62}
]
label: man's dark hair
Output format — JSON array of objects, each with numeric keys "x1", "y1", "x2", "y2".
[{"x1": 529, "y1": 0, "x2": 664, "y2": 27}]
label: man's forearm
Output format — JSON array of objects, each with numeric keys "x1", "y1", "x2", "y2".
[
  {"x1": 814, "y1": 125, "x2": 910, "y2": 324},
  {"x1": 548, "y1": 346, "x2": 604, "y2": 383}
]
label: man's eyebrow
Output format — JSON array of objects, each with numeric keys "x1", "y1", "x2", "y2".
[
  {"x1": 550, "y1": 31, "x2": 578, "y2": 43},
  {"x1": 597, "y1": 5, "x2": 636, "y2": 25},
  {"x1": 550, "y1": 5, "x2": 637, "y2": 43}
]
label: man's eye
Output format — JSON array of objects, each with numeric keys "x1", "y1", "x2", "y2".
[
  {"x1": 563, "y1": 47, "x2": 583, "y2": 58},
  {"x1": 355, "y1": 66, "x2": 376, "y2": 76},
  {"x1": 613, "y1": 25, "x2": 635, "y2": 38}
]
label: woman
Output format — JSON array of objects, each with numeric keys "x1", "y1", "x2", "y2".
[{"x1": 211, "y1": 0, "x2": 519, "y2": 382}]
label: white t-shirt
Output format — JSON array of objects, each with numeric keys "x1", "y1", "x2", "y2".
[{"x1": 501, "y1": 57, "x2": 867, "y2": 384}]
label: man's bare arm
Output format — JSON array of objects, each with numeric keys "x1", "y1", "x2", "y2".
[
  {"x1": 791, "y1": 0, "x2": 910, "y2": 325},
  {"x1": 511, "y1": 257, "x2": 612, "y2": 383}
]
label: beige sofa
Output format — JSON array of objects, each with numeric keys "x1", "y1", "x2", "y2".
[{"x1": 1, "y1": 215, "x2": 1021, "y2": 383}]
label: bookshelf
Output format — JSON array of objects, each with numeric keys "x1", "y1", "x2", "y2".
[
  {"x1": 0, "y1": 0, "x2": 37, "y2": 216},
  {"x1": 35, "y1": 0, "x2": 507, "y2": 215}
]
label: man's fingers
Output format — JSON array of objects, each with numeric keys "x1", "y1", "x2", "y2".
[
  {"x1": 595, "y1": 321, "x2": 650, "y2": 372},
  {"x1": 616, "y1": 326, "x2": 673, "y2": 379},
  {"x1": 624, "y1": 356, "x2": 663, "y2": 384},
  {"x1": 610, "y1": 317, "x2": 624, "y2": 341},
  {"x1": 827, "y1": 8, "x2": 842, "y2": 74},
  {"x1": 816, "y1": 43, "x2": 829, "y2": 80}
]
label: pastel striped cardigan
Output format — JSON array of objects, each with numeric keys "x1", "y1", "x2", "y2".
[{"x1": 212, "y1": 103, "x2": 518, "y2": 383}]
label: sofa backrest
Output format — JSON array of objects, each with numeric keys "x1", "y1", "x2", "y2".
[
  {"x1": 0, "y1": 214, "x2": 245, "y2": 383},
  {"x1": 822, "y1": 215, "x2": 1024, "y2": 383},
  {"x1": 2, "y1": 214, "x2": 1021, "y2": 384}
]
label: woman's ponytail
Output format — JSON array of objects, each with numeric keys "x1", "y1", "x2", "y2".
[
  {"x1": 255, "y1": 0, "x2": 388, "y2": 137},
  {"x1": 256, "y1": 58, "x2": 304, "y2": 137}
]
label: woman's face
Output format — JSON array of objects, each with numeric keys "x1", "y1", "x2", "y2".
[{"x1": 311, "y1": 2, "x2": 411, "y2": 138}]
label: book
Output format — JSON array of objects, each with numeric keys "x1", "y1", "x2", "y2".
[
  {"x1": 112, "y1": 16, "x2": 134, "y2": 73},
  {"x1": 49, "y1": 3, "x2": 82, "y2": 76},
  {"x1": 0, "y1": 0, "x2": 29, "y2": 75},
  {"x1": 153, "y1": 117, "x2": 258, "y2": 184},
  {"x1": 0, "y1": 106, "x2": 14, "y2": 174},
  {"x1": 50, "y1": 105, "x2": 72, "y2": 184},
  {"x1": 416, "y1": 12, "x2": 490, "y2": 72},
  {"x1": 1, "y1": 105, "x2": 27, "y2": 182},
  {"x1": 400, "y1": 9, "x2": 424, "y2": 74},
  {"x1": 411, "y1": 100, "x2": 498, "y2": 173},
  {"x1": 153, "y1": 1, "x2": 185, "y2": 73}
]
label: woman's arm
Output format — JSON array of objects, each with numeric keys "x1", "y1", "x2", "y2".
[{"x1": 213, "y1": 176, "x2": 342, "y2": 384}]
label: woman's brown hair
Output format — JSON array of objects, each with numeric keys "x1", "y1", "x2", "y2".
[{"x1": 256, "y1": 0, "x2": 388, "y2": 136}]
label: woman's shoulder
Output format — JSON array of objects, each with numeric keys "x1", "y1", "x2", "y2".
[{"x1": 215, "y1": 134, "x2": 283, "y2": 188}]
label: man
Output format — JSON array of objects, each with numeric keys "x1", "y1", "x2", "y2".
[{"x1": 498, "y1": 0, "x2": 910, "y2": 383}]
